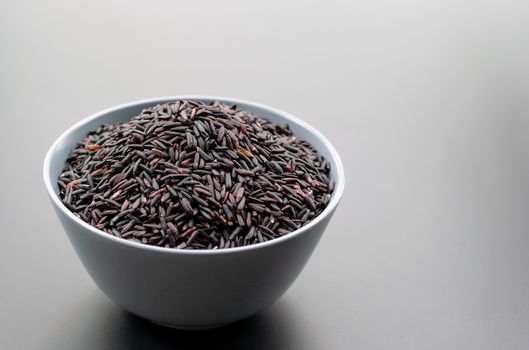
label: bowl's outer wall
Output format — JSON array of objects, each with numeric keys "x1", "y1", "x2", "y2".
[
  {"x1": 53, "y1": 201, "x2": 335, "y2": 327},
  {"x1": 46, "y1": 97, "x2": 342, "y2": 327}
]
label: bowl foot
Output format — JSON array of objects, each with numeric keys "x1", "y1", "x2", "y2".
[{"x1": 149, "y1": 319, "x2": 233, "y2": 330}]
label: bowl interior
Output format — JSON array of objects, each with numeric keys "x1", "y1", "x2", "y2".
[{"x1": 45, "y1": 96, "x2": 345, "y2": 252}]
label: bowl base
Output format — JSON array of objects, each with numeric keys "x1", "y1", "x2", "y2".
[{"x1": 150, "y1": 319, "x2": 233, "y2": 330}]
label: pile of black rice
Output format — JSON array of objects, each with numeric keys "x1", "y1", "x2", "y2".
[{"x1": 58, "y1": 100, "x2": 333, "y2": 249}]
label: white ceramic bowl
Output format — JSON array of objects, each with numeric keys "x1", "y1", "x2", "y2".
[{"x1": 43, "y1": 96, "x2": 345, "y2": 329}]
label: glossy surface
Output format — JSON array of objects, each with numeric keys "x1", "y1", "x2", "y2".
[{"x1": 2, "y1": 0, "x2": 529, "y2": 348}]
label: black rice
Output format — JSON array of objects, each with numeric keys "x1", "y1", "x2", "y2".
[{"x1": 58, "y1": 100, "x2": 333, "y2": 249}]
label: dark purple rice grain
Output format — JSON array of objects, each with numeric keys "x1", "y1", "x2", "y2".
[{"x1": 58, "y1": 100, "x2": 333, "y2": 249}]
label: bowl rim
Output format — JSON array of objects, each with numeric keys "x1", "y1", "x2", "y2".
[{"x1": 43, "y1": 95, "x2": 345, "y2": 255}]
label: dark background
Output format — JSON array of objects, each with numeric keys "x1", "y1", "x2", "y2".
[{"x1": 2, "y1": 1, "x2": 529, "y2": 349}]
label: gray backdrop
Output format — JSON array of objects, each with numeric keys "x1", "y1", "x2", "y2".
[{"x1": 1, "y1": 0, "x2": 529, "y2": 349}]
